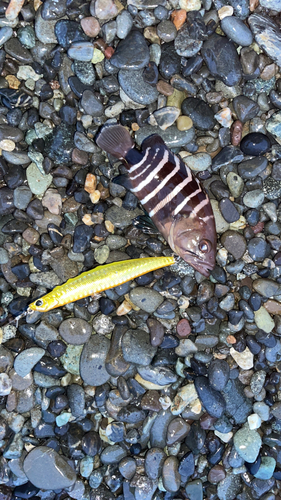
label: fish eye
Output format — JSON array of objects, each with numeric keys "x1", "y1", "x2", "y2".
[
  {"x1": 35, "y1": 299, "x2": 43, "y2": 307},
  {"x1": 199, "y1": 239, "x2": 212, "y2": 254}
]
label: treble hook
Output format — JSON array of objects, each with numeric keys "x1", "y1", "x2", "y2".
[{"x1": 6, "y1": 307, "x2": 32, "y2": 328}]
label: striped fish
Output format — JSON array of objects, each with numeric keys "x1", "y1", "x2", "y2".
[{"x1": 96, "y1": 124, "x2": 216, "y2": 277}]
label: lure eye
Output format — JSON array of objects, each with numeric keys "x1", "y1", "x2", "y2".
[
  {"x1": 199, "y1": 239, "x2": 212, "y2": 254},
  {"x1": 35, "y1": 299, "x2": 43, "y2": 307}
]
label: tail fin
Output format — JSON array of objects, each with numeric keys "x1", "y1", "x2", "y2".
[{"x1": 96, "y1": 124, "x2": 134, "y2": 159}]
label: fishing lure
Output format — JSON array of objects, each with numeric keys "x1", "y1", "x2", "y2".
[
  {"x1": 27, "y1": 256, "x2": 175, "y2": 313},
  {"x1": 96, "y1": 124, "x2": 217, "y2": 277}
]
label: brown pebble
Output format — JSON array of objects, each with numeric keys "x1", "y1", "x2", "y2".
[
  {"x1": 131, "y1": 122, "x2": 139, "y2": 131},
  {"x1": 49, "y1": 80, "x2": 60, "y2": 90},
  {"x1": 82, "y1": 214, "x2": 94, "y2": 226},
  {"x1": 260, "y1": 63, "x2": 276, "y2": 81},
  {"x1": 147, "y1": 317, "x2": 165, "y2": 347},
  {"x1": 171, "y1": 9, "x2": 186, "y2": 30},
  {"x1": 176, "y1": 318, "x2": 191, "y2": 337},
  {"x1": 84, "y1": 173, "x2": 97, "y2": 194},
  {"x1": 252, "y1": 221, "x2": 264, "y2": 234},
  {"x1": 97, "y1": 182, "x2": 109, "y2": 200},
  {"x1": 156, "y1": 80, "x2": 174, "y2": 96},
  {"x1": 208, "y1": 465, "x2": 226, "y2": 484},
  {"x1": 72, "y1": 148, "x2": 88, "y2": 165},
  {"x1": 264, "y1": 300, "x2": 281, "y2": 315},
  {"x1": 231, "y1": 120, "x2": 243, "y2": 146},
  {"x1": 62, "y1": 198, "x2": 81, "y2": 213},
  {"x1": 226, "y1": 335, "x2": 236, "y2": 344},
  {"x1": 105, "y1": 46, "x2": 114, "y2": 59},
  {"x1": 250, "y1": 0, "x2": 259, "y2": 10},
  {"x1": 81, "y1": 16, "x2": 100, "y2": 37},
  {"x1": 22, "y1": 228, "x2": 39, "y2": 245},
  {"x1": 141, "y1": 390, "x2": 162, "y2": 411}
]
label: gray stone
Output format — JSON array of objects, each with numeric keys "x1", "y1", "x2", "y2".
[
  {"x1": 119, "y1": 68, "x2": 158, "y2": 105},
  {"x1": 129, "y1": 287, "x2": 164, "y2": 313},
  {"x1": 23, "y1": 446, "x2": 76, "y2": 489},
  {"x1": 14, "y1": 347, "x2": 45, "y2": 377},
  {"x1": 122, "y1": 329, "x2": 157, "y2": 365},
  {"x1": 233, "y1": 424, "x2": 262, "y2": 462},
  {"x1": 59, "y1": 318, "x2": 92, "y2": 345},
  {"x1": 80, "y1": 334, "x2": 110, "y2": 386},
  {"x1": 221, "y1": 16, "x2": 253, "y2": 46}
]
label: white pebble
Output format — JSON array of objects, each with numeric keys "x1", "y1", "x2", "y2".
[
  {"x1": 248, "y1": 413, "x2": 262, "y2": 430},
  {"x1": 230, "y1": 347, "x2": 254, "y2": 370},
  {"x1": 214, "y1": 430, "x2": 233, "y2": 442},
  {"x1": 0, "y1": 373, "x2": 12, "y2": 395}
]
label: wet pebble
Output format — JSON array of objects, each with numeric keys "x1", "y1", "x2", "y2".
[
  {"x1": 23, "y1": 446, "x2": 76, "y2": 489},
  {"x1": 80, "y1": 335, "x2": 110, "y2": 386},
  {"x1": 59, "y1": 318, "x2": 92, "y2": 345}
]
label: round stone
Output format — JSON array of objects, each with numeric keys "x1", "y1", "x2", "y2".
[
  {"x1": 240, "y1": 132, "x2": 271, "y2": 156},
  {"x1": 221, "y1": 16, "x2": 253, "y2": 46},
  {"x1": 80, "y1": 334, "x2": 110, "y2": 386},
  {"x1": 14, "y1": 348, "x2": 45, "y2": 378},
  {"x1": 233, "y1": 425, "x2": 262, "y2": 463},
  {"x1": 129, "y1": 287, "x2": 164, "y2": 313},
  {"x1": 59, "y1": 318, "x2": 92, "y2": 345},
  {"x1": 23, "y1": 447, "x2": 76, "y2": 489}
]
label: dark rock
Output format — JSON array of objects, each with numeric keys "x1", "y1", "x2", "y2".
[
  {"x1": 194, "y1": 376, "x2": 226, "y2": 418},
  {"x1": 240, "y1": 132, "x2": 271, "y2": 156},
  {"x1": 182, "y1": 97, "x2": 215, "y2": 131},
  {"x1": 202, "y1": 34, "x2": 242, "y2": 87}
]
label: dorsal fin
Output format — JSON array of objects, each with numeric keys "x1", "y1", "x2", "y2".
[{"x1": 141, "y1": 134, "x2": 165, "y2": 151}]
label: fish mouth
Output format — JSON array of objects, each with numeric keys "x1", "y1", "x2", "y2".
[{"x1": 182, "y1": 250, "x2": 214, "y2": 277}]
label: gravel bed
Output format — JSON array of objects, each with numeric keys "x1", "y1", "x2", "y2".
[{"x1": 0, "y1": 0, "x2": 281, "y2": 499}]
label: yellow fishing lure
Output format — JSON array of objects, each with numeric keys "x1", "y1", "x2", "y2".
[{"x1": 28, "y1": 256, "x2": 175, "y2": 313}]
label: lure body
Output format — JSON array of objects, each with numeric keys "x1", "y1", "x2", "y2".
[
  {"x1": 29, "y1": 256, "x2": 175, "y2": 312},
  {"x1": 96, "y1": 125, "x2": 217, "y2": 277}
]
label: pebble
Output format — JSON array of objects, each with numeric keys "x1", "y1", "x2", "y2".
[
  {"x1": 110, "y1": 30, "x2": 149, "y2": 69},
  {"x1": 202, "y1": 34, "x2": 242, "y2": 86},
  {"x1": 248, "y1": 14, "x2": 281, "y2": 67},
  {"x1": 129, "y1": 287, "x2": 163, "y2": 313},
  {"x1": 59, "y1": 318, "x2": 92, "y2": 345},
  {"x1": 162, "y1": 456, "x2": 181, "y2": 493},
  {"x1": 80, "y1": 335, "x2": 110, "y2": 386},
  {"x1": 240, "y1": 132, "x2": 271, "y2": 156},
  {"x1": 14, "y1": 348, "x2": 45, "y2": 377},
  {"x1": 221, "y1": 16, "x2": 253, "y2": 46},
  {"x1": 243, "y1": 189, "x2": 264, "y2": 208},
  {"x1": 254, "y1": 306, "x2": 275, "y2": 333},
  {"x1": 194, "y1": 376, "x2": 226, "y2": 418},
  {"x1": 182, "y1": 97, "x2": 215, "y2": 131},
  {"x1": 119, "y1": 68, "x2": 159, "y2": 105},
  {"x1": 233, "y1": 425, "x2": 262, "y2": 463},
  {"x1": 23, "y1": 447, "x2": 76, "y2": 489},
  {"x1": 233, "y1": 96, "x2": 259, "y2": 123},
  {"x1": 230, "y1": 347, "x2": 254, "y2": 370},
  {"x1": 0, "y1": 373, "x2": 12, "y2": 396},
  {"x1": 122, "y1": 329, "x2": 157, "y2": 365}
]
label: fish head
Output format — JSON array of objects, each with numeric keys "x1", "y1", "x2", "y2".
[
  {"x1": 168, "y1": 213, "x2": 216, "y2": 277},
  {"x1": 28, "y1": 295, "x2": 57, "y2": 312}
]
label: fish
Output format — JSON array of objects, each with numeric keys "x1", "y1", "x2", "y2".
[
  {"x1": 28, "y1": 256, "x2": 175, "y2": 313},
  {"x1": 96, "y1": 124, "x2": 217, "y2": 277}
]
